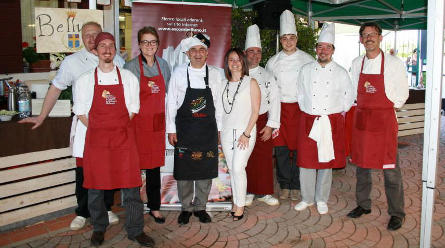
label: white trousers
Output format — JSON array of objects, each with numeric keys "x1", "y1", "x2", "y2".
[
  {"x1": 221, "y1": 128, "x2": 256, "y2": 207},
  {"x1": 299, "y1": 167, "x2": 332, "y2": 204}
]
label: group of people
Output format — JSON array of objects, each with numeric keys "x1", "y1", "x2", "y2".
[{"x1": 20, "y1": 8, "x2": 409, "y2": 247}]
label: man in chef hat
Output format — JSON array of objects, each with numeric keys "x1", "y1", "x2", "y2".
[
  {"x1": 265, "y1": 10, "x2": 314, "y2": 201},
  {"x1": 243, "y1": 24, "x2": 281, "y2": 207},
  {"x1": 293, "y1": 23, "x2": 354, "y2": 214},
  {"x1": 166, "y1": 33, "x2": 223, "y2": 225}
]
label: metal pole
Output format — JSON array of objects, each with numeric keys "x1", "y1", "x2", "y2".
[
  {"x1": 307, "y1": 0, "x2": 314, "y2": 29},
  {"x1": 114, "y1": 0, "x2": 120, "y2": 50},
  {"x1": 420, "y1": 0, "x2": 444, "y2": 247},
  {"x1": 89, "y1": 0, "x2": 96, "y2": 9}
]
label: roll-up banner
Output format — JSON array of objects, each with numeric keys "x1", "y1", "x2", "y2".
[
  {"x1": 131, "y1": 0, "x2": 232, "y2": 68},
  {"x1": 132, "y1": 1, "x2": 233, "y2": 210}
]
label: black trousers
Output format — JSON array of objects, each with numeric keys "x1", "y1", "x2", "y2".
[
  {"x1": 145, "y1": 167, "x2": 161, "y2": 211},
  {"x1": 355, "y1": 156, "x2": 405, "y2": 218},
  {"x1": 75, "y1": 167, "x2": 115, "y2": 218},
  {"x1": 88, "y1": 188, "x2": 143, "y2": 238},
  {"x1": 275, "y1": 146, "x2": 300, "y2": 190}
]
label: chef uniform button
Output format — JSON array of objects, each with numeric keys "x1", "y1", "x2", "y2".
[{"x1": 325, "y1": 95, "x2": 328, "y2": 97}]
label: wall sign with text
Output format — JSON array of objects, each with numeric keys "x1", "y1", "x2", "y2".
[{"x1": 35, "y1": 8, "x2": 103, "y2": 53}]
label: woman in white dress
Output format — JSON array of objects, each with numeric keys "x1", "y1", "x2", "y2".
[{"x1": 220, "y1": 48, "x2": 261, "y2": 220}]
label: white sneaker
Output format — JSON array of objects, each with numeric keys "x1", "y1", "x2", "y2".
[
  {"x1": 245, "y1": 194, "x2": 255, "y2": 206},
  {"x1": 108, "y1": 211, "x2": 119, "y2": 225},
  {"x1": 257, "y1": 195, "x2": 280, "y2": 206},
  {"x1": 317, "y1": 202, "x2": 329, "y2": 214},
  {"x1": 70, "y1": 216, "x2": 86, "y2": 230},
  {"x1": 294, "y1": 201, "x2": 314, "y2": 211}
]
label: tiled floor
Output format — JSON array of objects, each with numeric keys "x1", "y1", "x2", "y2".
[{"x1": 1, "y1": 129, "x2": 445, "y2": 247}]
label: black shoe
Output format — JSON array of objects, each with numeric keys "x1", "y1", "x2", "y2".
[
  {"x1": 128, "y1": 232, "x2": 155, "y2": 247},
  {"x1": 233, "y1": 214, "x2": 244, "y2": 221},
  {"x1": 90, "y1": 231, "x2": 104, "y2": 247},
  {"x1": 387, "y1": 216, "x2": 404, "y2": 231},
  {"x1": 347, "y1": 206, "x2": 371, "y2": 218},
  {"x1": 149, "y1": 211, "x2": 166, "y2": 224},
  {"x1": 194, "y1": 210, "x2": 212, "y2": 223},
  {"x1": 178, "y1": 211, "x2": 192, "y2": 225}
]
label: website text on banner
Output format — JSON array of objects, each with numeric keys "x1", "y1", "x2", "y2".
[{"x1": 131, "y1": 1, "x2": 232, "y2": 68}]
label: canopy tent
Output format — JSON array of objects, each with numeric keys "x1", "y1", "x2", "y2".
[
  {"x1": 151, "y1": 0, "x2": 427, "y2": 30},
  {"x1": 292, "y1": 0, "x2": 427, "y2": 30}
]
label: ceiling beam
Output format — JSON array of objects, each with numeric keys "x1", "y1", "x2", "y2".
[
  {"x1": 376, "y1": 0, "x2": 400, "y2": 14},
  {"x1": 239, "y1": 0, "x2": 266, "y2": 8},
  {"x1": 314, "y1": 12, "x2": 426, "y2": 21},
  {"x1": 314, "y1": 0, "x2": 372, "y2": 16}
]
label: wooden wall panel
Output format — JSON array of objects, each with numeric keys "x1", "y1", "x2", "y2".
[{"x1": 0, "y1": 1, "x2": 23, "y2": 73}]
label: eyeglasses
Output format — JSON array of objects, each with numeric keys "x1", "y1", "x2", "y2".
[
  {"x1": 246, "y1": 49, "x2": 262, "y2": 55},
  {"x1": 361, "y1": 32, "x2": 380, "y2": 38},
  {"x1": 140, "y1": 40, "x2": 158, "y2": 46}
]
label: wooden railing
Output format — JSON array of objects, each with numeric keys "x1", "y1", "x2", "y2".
[
  {"x1": 397, "y1": 103, "x2": 425, "y2": 136},
  {"x1": 0, "y1": 148, "x2": 76, "y2": 228}
]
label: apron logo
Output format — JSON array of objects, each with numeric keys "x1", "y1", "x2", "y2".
[
  {"x1": 364, "y1": 81, "x2": 377, "y2": 94},
  {"x1": 191, "y1": 97, "x2": 207, "y2": 115},
  {"x1": 102, "y1": 90, "x2": 117, "y2": 105},
  {"x1": 206, "y1": 151, "x2": 215, "y2": 158},
  {"x1": 148, "y1": 81, "x2": 160, "y2": 94},
  {"x1": 191, "y1": 151, "x2": 203, "y2": 160}
]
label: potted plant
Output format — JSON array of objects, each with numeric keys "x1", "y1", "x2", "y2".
[{"x1": 22, "y1": 41, "x2": 50, "y2": 72}]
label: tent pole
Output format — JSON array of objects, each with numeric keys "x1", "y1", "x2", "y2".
[
  {"x1": 393, "y1": 30, "x2": 397, "y2": 53},
  {"x1": 307, "y1": 0, "x2": 315, "y2": 29},
  {"x1": 89, "y1": 0, "x2": 96, "y2": 9},
  {"x1": 420, "y1": 0, "x2": 444, "y2": 247}
]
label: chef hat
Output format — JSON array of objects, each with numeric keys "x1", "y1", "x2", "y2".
[
  {"x1": 245, "y1": 24, "x2": 261, "y2": 50},
  {"x1": 317, "y1": 23, "x2": 335, "y2": 45},
  {"x1": 280, "y1": 10, "x2": 297, "y2": 36},
  {"x1": 180, "y1": 33, "x2": 210, "y2": 53},
  {"x1": 94, "y1": 32, "x2": 115, "y2": 48}
]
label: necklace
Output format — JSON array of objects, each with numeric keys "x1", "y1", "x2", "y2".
[{"x1": 222, "y1": 79, "x2": 242, "y2": 114}]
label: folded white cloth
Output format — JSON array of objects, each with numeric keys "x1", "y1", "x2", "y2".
[{"x1": 308, "y1": 115, "x2": 335, "y2": 163}]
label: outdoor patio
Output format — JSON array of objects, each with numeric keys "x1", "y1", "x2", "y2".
[{"x1": 1, "y1": 118, "x2": 444, "y2": 248}]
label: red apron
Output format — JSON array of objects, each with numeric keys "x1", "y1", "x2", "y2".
[
  {"x1": 297, "y1": 112, "x2": 346, "y2": 169},
  {"x1": 83, "y1": 67, "x2": 141, "y2": 190},
  {"x1": 246, "y1": 113, "x2": 274, "y2": 195},
  {"x1": 351, "y1": 52, "x2": 398, "y2": 169},
  {"x1": 273, "y1": 102, "x2": 300, "y2": 150},
  {"x1": 344, "y1": 105, "x2": 356, "y2": 157},
  {"x1": 133, "y1": 55, "x2": 166, "y2": 169}
]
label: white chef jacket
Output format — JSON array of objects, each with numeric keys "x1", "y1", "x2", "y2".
[
  {"x1": 297, "y1": 61, "x2": 354, "y2": 115},
  {"x1": 166, "y1": 63, "x2": 223, "y2": 133},
  {"x1": 52, "y1": 48, "x2": 125, "y2": 158},
  {"x1": 265, "y1": 49, "x2": 314, "y2": 103},
  {"x1": 72, "y1": 66, "x2": 140, "y2": 156},
  {"x1": 350, "y1": 52, "x2": 409, "y2": 108},
  {"x1": 249, "y1": 66, "x2": 281, "y2": 129}
]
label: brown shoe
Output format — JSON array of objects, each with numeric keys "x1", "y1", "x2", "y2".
[
  {"x1": 279, "y1": 189, "x2": 290, "y2": 199},
  {"x1": 290, "y1": 190, "x2": 300, "y2": 201}
]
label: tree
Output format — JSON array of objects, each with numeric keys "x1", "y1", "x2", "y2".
[{"x1": 231, "y1": 8, "x2": 318, "y2": 67}]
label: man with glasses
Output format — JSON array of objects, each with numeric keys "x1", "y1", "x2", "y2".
[
  {"x1": 265, "y1": 10, "x2": 314, "y2": 201},
  {"x1": 19, "y1": 22, "x2": 124, "y2": 231},
  {"x1": 347, "y1": 22, "x2": 408, "y2": 231},
  {"x1": 244, "y1": 24, "x2": 280, "y2": 207}
]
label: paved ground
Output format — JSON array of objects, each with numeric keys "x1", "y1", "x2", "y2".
[{"x1": 1, "y1": 123, "x2": 445, "y2": 247}]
